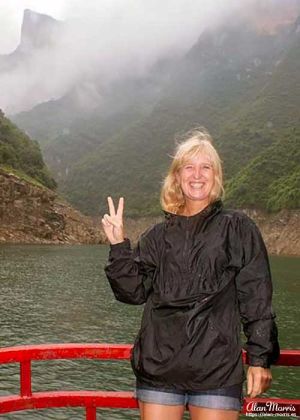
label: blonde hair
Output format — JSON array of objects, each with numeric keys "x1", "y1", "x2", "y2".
[{"x1": 160, "y1": 127, "x2": 224, "y2": 214}]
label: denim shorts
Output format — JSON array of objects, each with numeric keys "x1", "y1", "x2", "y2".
[{"x1": 135, "y1": 381, "x2": 243, "y2": 411}]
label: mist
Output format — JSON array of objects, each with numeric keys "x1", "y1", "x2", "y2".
[{"x1": 0, "y1": 0, "x2": 297, "y2": 114}]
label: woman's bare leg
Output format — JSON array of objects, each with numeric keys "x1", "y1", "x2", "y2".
[
  {"x1": 139, "y1": 401, "x2": 185, "y2": 420},
  {"x1": 189, "y1": 405, "x2": 239, "y2": 420}
]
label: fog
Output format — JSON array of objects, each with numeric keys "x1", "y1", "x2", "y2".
[{"x1": 0, "y1": 0, "x2": 298, "y2": 114}]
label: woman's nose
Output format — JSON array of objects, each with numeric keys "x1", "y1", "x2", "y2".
[{"x1": 193, "y1": 167, "x2": 202, "y2": 179}]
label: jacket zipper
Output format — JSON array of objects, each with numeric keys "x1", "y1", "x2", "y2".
[{"x1": 182, "y1": 218, "x2": 191, "y2": 271}]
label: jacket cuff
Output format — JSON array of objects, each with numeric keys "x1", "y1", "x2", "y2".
[
  {"x1": 248, "y1": 355, "x2": 270, "y2": 368},
  {"x1": 109, "y1": 238, "x2": 131, "y2": 256}
]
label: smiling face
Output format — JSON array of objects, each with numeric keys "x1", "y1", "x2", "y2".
[{"x1": 176, "y1": 153, "x2": 215, "y2": 210}]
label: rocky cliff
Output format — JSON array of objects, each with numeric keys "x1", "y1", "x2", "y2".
[
  {"x1": 0, "y1": 168, "x2": 103, "y2": 244},
  {"x1": 123, "y1": 210, "x2": 300, "y2": 257},
  {"x1": 243, "y1": 208, "x2": 300, "y2": 256},
  {"x1": 1, "y1": 168, "x2": 299, "y2": 255}
]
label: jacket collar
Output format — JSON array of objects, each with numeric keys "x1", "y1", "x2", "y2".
[{"x1": 163, "y1": 199, "x2": 223, "y2": 221}]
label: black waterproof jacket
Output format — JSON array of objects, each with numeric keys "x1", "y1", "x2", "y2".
[{"x1": 105, "y1": 200, "x2": 279, "y2": 391}]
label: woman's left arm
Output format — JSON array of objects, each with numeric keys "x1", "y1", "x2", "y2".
[{"x1": 234, "y1": 216, "x2": 280, "y2": 397}]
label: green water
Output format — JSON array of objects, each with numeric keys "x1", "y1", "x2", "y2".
[{"x1": 0, "y1": 245, "x2": 299, "y2": 419}]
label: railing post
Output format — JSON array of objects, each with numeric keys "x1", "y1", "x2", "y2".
[
  {"x1": 86, "y1": 406, "x2": 96, "y2": 420},
  {"x1": 20, "y1": 360, "x2": 32, "y2": 397}
]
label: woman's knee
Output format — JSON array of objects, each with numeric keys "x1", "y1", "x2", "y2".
[{"x1": 189, "y1": 405, "x2": 240, "y2": 420}]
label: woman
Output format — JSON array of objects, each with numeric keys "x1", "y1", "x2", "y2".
[{"x1": 102, "y1": 128, "x2": 279, "y2": 420}]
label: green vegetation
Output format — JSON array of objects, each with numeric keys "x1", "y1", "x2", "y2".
[
  {"x1": 60, "y1": 24, "x2": 299, "y2": 216},
  {"x1": 0, "y1": 164, "x2": 47, "y2": 189},
  {"x1": 217, "y1": 38, "x2": 300, "y2": 179},
  {"x1": 0, "y1": 110, "x2": 56, "y2": 189},
  {"x1": 12, "y1": 18, "x2": 300, "y2": 216},
  {"x1": 225, "y1": 129, "x2": 300, "y2": 211}
]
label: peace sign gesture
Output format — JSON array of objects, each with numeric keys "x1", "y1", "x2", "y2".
[{"x1": 102, "y1": 197, "x2": 125, "y2": 245}]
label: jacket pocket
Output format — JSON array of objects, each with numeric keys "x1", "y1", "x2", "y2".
[{"x1": 208, "y1": 316, "x2": 230, "y2": 345}]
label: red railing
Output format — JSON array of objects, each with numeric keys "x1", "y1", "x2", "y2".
[{"x1": 0, "y1": 344, "x2": 299, "y2": 419}]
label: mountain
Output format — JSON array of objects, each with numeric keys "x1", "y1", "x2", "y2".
[
  {"x1": 0, "y1": 10, "x2": 64, "y2": 114},
  {"x1": 58, "y1": 13, "x2": 300, "y2": 216},
  {"x1": 13, "y1": 60, "x2": 176, "y2": 180},
  {"x1": 17, "y1": 9, "x2": 61, "y2": 53},
  {"x1": 218, "y1": 29, "x2": 300, "y2": 179},
  {"x1": 0, "y1": 111, "x2": 103, "y2": 244},
  {"x1": 0, "y1": 109, "x2": 56, "y2": 189},
  {"x1": 0, "y1": 9, "x2": 62, "y2": 71},
  {"x1": 9, "y1": 2, "x2": 300, "y2": 216}
]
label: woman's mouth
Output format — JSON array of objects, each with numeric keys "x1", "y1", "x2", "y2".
[{"x1": 190, "y1": 182, "x2": 204, "y2": 190}]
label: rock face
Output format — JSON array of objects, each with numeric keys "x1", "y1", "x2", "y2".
[
  {"x1": 0, "y1": 169, "x2": 103, "y2": 244},
  {"x1": 243, "y1": 208, "x2": 300, "y2": 256},
  {"x1": 124, "y1": 209, "x2": 300, "y2": 257},
  {"x1": 19, "y1": 9, "x2": 62, "y2": 53},
  {"x1": 0, "y1": 168, "x2": 299, "y2": 254}
]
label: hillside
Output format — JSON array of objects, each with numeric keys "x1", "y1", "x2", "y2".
[
  {"x1": 0, "y1": 167, "x2": 103, "y2": 244},
  {"x1": 0, "y1": 109, "x2": 56, "y2": 189},
  {"x1": 13, "y1": 58, "x2": 176, "y2": 182},
  {"x1": 0, "y1": 111, "x2": 104, "y2": 244},
  {"x1": 225, "y1": 129, "x2": 300, "y2": 211},
  {"x1": 218, "y1": 33, "x2": 300, "y2": 179},
  {"x1": 59, "y1": 17, "x2": 300, "y2": 216}
]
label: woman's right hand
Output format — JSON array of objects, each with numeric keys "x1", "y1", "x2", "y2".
[{"x1": 101, "y1": 196, "x2": 125, "y2": 245}]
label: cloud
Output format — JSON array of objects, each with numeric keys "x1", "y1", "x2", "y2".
[{"x1": 0, "y1": 0, "x2": 266, "y2": 114}]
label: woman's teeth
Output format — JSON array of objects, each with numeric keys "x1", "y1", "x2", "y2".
[{"x1": 190, "y1": 183, "x2": 204, "y2": 189}]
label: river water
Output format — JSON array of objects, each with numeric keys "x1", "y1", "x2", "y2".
[{"x1": 0, "y1": 245, "x2": 299, "y2": 419}]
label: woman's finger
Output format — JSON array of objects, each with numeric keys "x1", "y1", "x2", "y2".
[
  {"x1": 117, "y1": 197, "x2": 124, "y2": 218},
  {"x1": 103, "y1": 214, "x2": 115, "y2": 226},
  {"x1": 101, "y1": 218, "x2": 110, "y2": 227},
  {"x1": 247, "y1": 369, "x2": 253, "y2": 397},
  {"x1": 103, "y1": 213, "x2": 122, "y2": 228},
  {"x1": 251, "y1": 373, "x2": 261, "y2": 397},
  {"x1": 262, "y1": 372, "x2": 272, "y2": 393},
  {"x1": 247, "y1": 366, "x2": 272, "y2": 397},
  {"x1": 107, "y1": 196, "x2": 116, "y2": 217}
]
